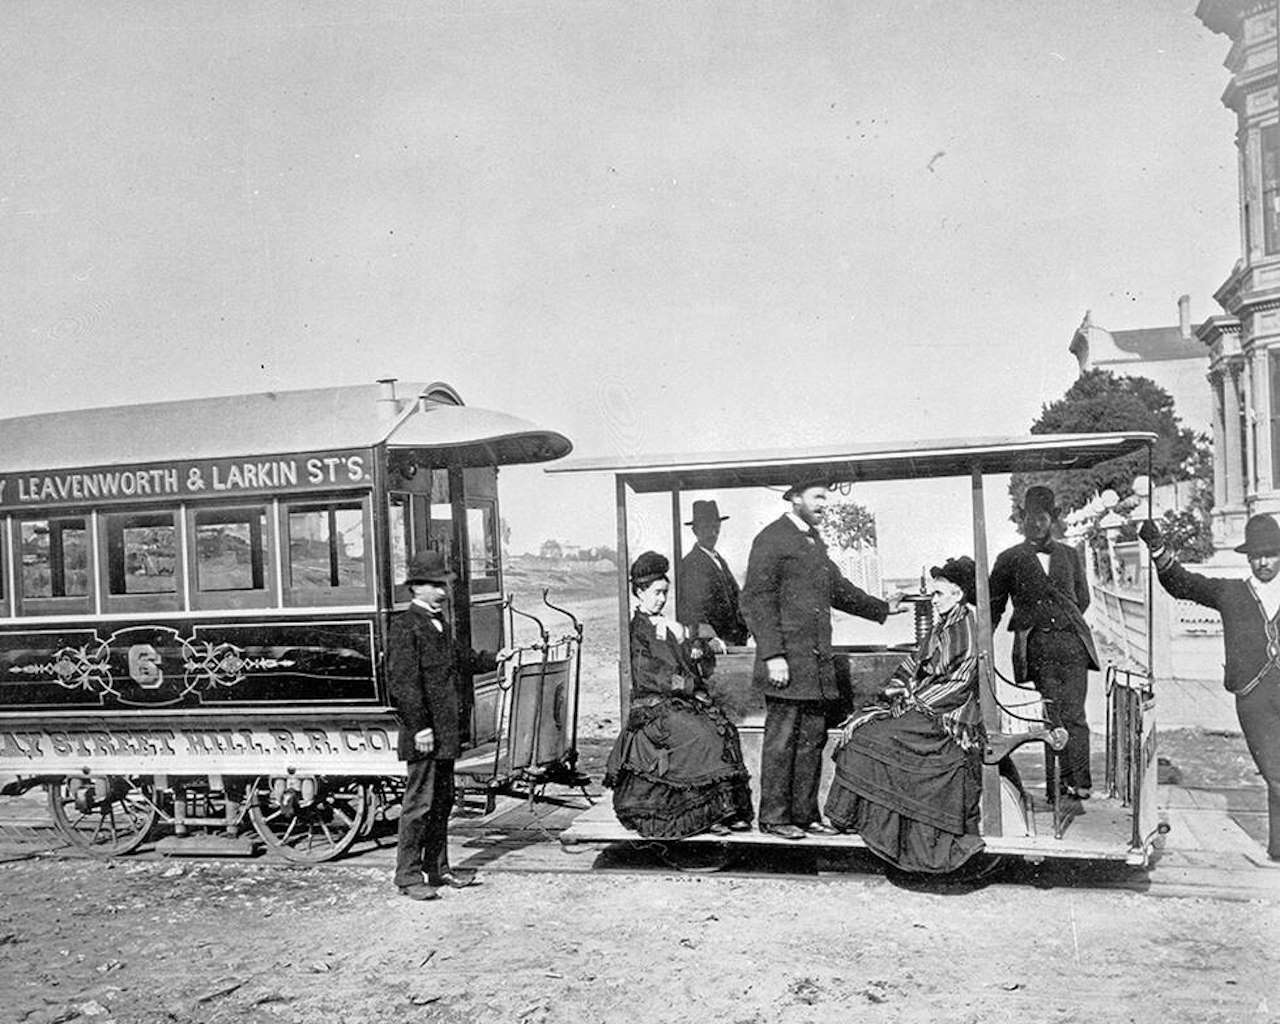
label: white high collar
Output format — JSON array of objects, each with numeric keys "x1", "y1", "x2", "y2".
[
  {"x1": 786, "y1": 511, "x2": 813, "y2": 534},
  {"x1": 1250, "y1": 573, "x2": 1280, "y2": 620}
]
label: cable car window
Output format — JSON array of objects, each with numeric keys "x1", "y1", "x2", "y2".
[
  {"x1": 427, "y1": 469, "x2": 453, "y2": 563},
  {"x1": 285, "y1": 499, "x2": 371, "y2": 602},
  {"x1": 105, "y1": 512, "x2": 177, "y2": 595},
  {"x1": 467, "y1": 500, "x2": 500, "y2": 596},
  {"x1": 20, "y1": 518, "x2": 90, "y2": 600},
  {"x1": 389, "y1": 493, "x2": 412, "y2": 585},
  {"x1": 194, "y1": 507, "x2": 266, "y2": 592}
]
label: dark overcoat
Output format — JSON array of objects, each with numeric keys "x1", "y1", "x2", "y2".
[
  {"x1": 988, "y1": 539, "x2": 1099, "y2": 677},
  {"x1": 676, "y1": 547, "x2": 749, "y2": 645},
  {"x1": 740, "y1": 515, "x2": 888, "y2": 702},
  {"x1": 387, "y1": 604, "x2": 493, "y2": 762},
  {"x1": 1154, "y1": 560, "x2": 1280, "y2": 696}
]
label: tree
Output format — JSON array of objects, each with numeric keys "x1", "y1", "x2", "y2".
[
  {"x1": 820, "y1": 500, "x2": 877, "y2": 550},
  {"x1": 1010, "y1": 369, "x2": 1205, "y2": 518},
  {"x1": 539, "y1": 539, "x2": 563, "y2": 560}
]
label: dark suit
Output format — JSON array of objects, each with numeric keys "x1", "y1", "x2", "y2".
[
  {"x1": 1152, "y1": 556, "x2": 1280, "y2": 859},
  {"x1": 741, "y1": 514, "x2": 889, "y2": 826},
  {"x1": 677, "y1": 546, "x2": 749, "y2": 645},
  {"x1": 989, "y1": 539, "x2": 1099, "y2": 793},
  {"x1": 387, "y1": 603, "x2": 493, "y2": 887}
]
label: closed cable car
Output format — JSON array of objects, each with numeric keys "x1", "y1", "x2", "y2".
[{"x1": 0, "y1": 379, "x2": 574, "y2": 861}]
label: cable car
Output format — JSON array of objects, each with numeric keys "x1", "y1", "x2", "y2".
[
  {"x1": 0, "y1": 379, "x2": 571, "y2": 860},
  {"x1": 551, "y1": 432, "x2": 1167, "y2": 869}
]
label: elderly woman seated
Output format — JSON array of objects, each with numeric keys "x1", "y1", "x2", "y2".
[
  {"x1": 604, "y1": 551, "x2": 754, "y2": 838},
  {"x1": 824, "y1": 557, "x2": 985, "y2": 873}
]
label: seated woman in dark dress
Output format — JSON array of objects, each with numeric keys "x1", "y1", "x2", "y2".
[
  {"x1": 604, "y1": 551, "x2": 754, "y2": 838},
  {"x1": 824, "y1": 556, "x2": 985, "y2": 873}
]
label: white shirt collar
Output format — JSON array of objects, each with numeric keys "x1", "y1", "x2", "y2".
[
  {"x1": 411, "y1": 598, "x2": 445, "y2": 629},
  {"x1": 1250, "y1": 574, "x2": 1280, "y2": 620},
  {"x1": 786, "y1": 511, "x2": 813, "y2": 534}
]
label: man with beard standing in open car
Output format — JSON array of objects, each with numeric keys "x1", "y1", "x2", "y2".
[
  {"x1": 741, "y1": 479, "x2": 906, "y2": 841},
  {"x1": 1140, "y1": 514, "x2": 1280, "y2": 865}
]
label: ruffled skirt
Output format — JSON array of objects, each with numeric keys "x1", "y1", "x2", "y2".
[
  {"x1": 604, "y1": 697, "x2": 753, "y2": 839},
  {"x1": 824, "y1": 708, "x2": 984, "y2": 873}
]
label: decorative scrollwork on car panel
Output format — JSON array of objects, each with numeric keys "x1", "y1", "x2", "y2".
[
  {"x1": 8, "y1": 642, "x2": 112, "y2": 691},
  {"x1": 180, "y1": 639, "x2": 295, "y2": 689}
]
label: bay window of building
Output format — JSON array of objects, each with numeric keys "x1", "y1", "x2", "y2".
[{"x1": 1262, "y1": 123, "x2": 1280, "y2": 255}]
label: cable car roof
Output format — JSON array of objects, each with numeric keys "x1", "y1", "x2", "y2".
[
  {"x1": 547, "y1": 432, "x2": 1156, "y2": 493},
  {"x1": 0, "y1": 382, "x2": 572, "y2": 473}
]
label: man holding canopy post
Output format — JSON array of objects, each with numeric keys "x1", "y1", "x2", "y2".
[{"x1": 741, "y1": 477, "x2": 907, "y2": 841}]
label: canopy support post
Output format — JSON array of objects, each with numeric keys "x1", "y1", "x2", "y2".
[
  {"x1": 971, "y1": 464, "x2": 1003, "y2": 837},
  {"x1": 616, "y1": 476, "x2": 633, "y2": 720},
  {"x1": 670, "y1": 488, "x2": 684, "y2": 616}
]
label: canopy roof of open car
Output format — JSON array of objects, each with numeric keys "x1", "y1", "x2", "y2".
[{"x1": 547, "y1": 431, "x2": 1157, "y2": 493}]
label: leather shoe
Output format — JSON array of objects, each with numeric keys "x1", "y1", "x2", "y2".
[
  {"x1": 760, "y1": 823, "x2": 806, "y2": 841},
  {"x1": 1068, "y1": 787, "x2": 1092, "y2": 801},
  {"x1": 428, "y1": 869, "x2": 480, "y2": 889},
  {"x1": 726, "y1": 819, "x2": 752, "y2": 832},
  {"x1": 707, "y1": 822, "x2": 732, "y2": 836},
  {"x1": 804, "y1": 821, "x2": 840, "y2": 836},
  {"x1": 397, "y1": 883, "x2": 440, "y2": 901}
]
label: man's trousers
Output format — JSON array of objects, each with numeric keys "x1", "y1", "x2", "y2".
[
  {"x1": 1237, "y1": 682, "x2": 1280, "y2": 860},
  {"x1": 394, "y1": 756, "x2": 454, "y2": 888},
  {"x1": 759, "y1": 698, "x2": 829, "y2": 827},
  {"x1": 1027, "y1": 630, "x2": 1092, "y2": 793}
]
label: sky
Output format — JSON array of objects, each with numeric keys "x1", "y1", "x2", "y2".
[{"x1": 0, "y1": 1, "x2": 1241, "y2": 573}]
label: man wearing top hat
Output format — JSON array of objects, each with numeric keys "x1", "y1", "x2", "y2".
[
  {"x1": 677, "y1": 500, "x2": 749, "y2": 646},
  {"x1": 388, "y1": 550, "x2": 508, "y2": 899},
  {"x1": 989, "y1": 484, "x2": 1100, "y2": 801},
  {"x1": 1139, "y1": 513, "x2": 1280, "y2": 863},
  {"x1": 740, "y1": 479, "x2": 906, "y2": 840}
]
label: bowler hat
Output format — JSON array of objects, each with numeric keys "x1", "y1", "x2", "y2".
[
  {"x1": 404, "y1": 550, "x2": 455, "y2": 585},
  {"x1": 1022, "y1": 485, "x2": 1058, "y2": 518},
  {"x1": 685, "y1": 500, "x2": 729, "y2": 527},
  {"x1": 782, "y1": 478, "x2": 832, "y2": 502},
  {"x1": 1234, "y1": 514, "x2": 1280, "y2": 556},
  {"x1": 629, "y1": 550, "x2": 670, "y2": 589},
  {"x1": 931, "y1": 556, "x2": 977, "y2": 606}
]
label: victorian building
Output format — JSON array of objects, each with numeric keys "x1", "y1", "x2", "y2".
[
  {"x1": 1198, "y1": 0, "x2": 1280, "y2": 553},
  {"x1": 1068, "y1": 296, "x2": 1211, "y2": 434}
]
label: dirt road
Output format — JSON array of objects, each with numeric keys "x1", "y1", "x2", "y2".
[
  {"x1": 3, "y1": 582, "x2": 1277, "y2": 1023},
  {"x1": 2, "y1": 852, "x2": 1277, "y2": 1024}
]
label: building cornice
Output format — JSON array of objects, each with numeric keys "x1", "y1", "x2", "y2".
[{"x1": 1197, "y1": 0, "x2": 1247, "y2": 38}]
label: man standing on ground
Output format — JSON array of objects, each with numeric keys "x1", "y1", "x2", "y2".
[
  {"x1": 388, "y1": 550, "x2": 506, "y2": 899},
  {"x1": 741, "y1": 479, "x2": 905, "y2": 840},
  {"x1": 1140, "y1": 514, "x2": 1280, "y2": 864},
  {"x1": 989, "y1": 484, "x2": 1099, "y2": 801},
  {"x1": 677, "y1": 499, "x2": 749, "y2": 646}
]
